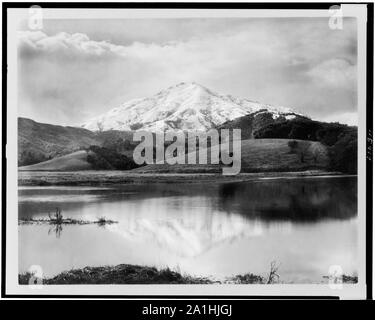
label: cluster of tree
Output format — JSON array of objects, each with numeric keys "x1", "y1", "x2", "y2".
[
  {"x1": 86, "y1": 145, "x2": 139, "y2": 170},
  {"x1": 19, "y1": 150, "x2": 50, "y2": 166},
  {"x1": 329, "y1": 130, "x2": 357, "y2": 174},
  {"x1": 101, "y1": 137, "x2": 138, "y2": 154},
  {"x1": 254, "y1": 118, "x2": 358, "y2": 173},
  {"x1": 287, "y1": 140, "x2": 310, "y2": 164},
  {"x1": 254, "y1": 118, "x2": 347, "y2": 144},
  {"x1": 100, "y1": 133, "x2": 223, "y2": 161}
]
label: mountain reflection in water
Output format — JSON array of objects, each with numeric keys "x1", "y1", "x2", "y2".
[{"x1": 18, "y1": 177, "x2": 357, "y2": 281}]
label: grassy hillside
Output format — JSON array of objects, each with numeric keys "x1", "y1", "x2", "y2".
[
  {"x1": 18, "y1": 118, "x2": 99, "y2": 166},
  {"x1": 252, "y1": 118, "x2": 357, "y2": 173},
  {"x1": 19, "y1": 146, "x2": 139, "y2": 172},
  {"x1": 18, "y1": 116, "x2": 353, "y2": 173},
  {"x1": 18, "y1": 118, "x2": 136, "y2": 166},
  {"x1": 218, "y1": 113, "x2": 357, "y2": 173},
  {"x1": 19, "y1": 150, "x2": 93, "y2": 171},
  {"x1": 133, "y1": 138, "x2": 329, "y2": 173},
  {"x1": 19, "y1": 138, "x2": 328, "y2": 173},
  {"x1": 241, "y1": 139, "x2": 329, "y2": 172}
]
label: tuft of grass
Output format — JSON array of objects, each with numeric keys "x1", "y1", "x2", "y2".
[
  {"x1": 342, "y1": 274, "x2": 358, "y2": 283},
  {"x1": 19, "y1": 272, "x2": 34, "y2": 285},
  {"x1": 322, "y1": 273, "x2": 358, "y2": 284},
  {"x1": 19, "y1": 264, "x2": 212, "y2": 285},
  {"x1": 229, "y1": 273, "x2": 264, "y2": 284},
  {"x1": 227, "y1": 261, "x2": 281, "y2": 284},
  {"x1": 18, "y1": 262, "x2": 358, "y2": 285},
  {"x1": 96, "y1": 216, "x2": 117, "y2": 226}
]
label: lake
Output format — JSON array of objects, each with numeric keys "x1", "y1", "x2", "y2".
[{"x1": 18, "y1": 176, "x2": 358, "y2": 283}]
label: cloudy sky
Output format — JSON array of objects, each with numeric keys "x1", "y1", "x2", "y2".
[{"x1": 17, "y1": 17, "x2": 357, "y2": 126}]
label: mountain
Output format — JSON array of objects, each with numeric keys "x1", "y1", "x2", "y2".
[{"x1": 81, "y1": 82, "x2": 301, "y2": 132}]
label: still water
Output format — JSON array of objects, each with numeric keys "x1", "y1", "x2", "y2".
[{"x1": 18, "y1": 177, "x2": 357, "y2": 283}]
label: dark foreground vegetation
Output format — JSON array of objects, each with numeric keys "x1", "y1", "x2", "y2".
[
  {"x1": 19, "y1": 265, "x2": 212, "y2": 284},
  {"x1": 18, "y1": 262, "x2": 357, "y2": 285},
  {"x1": 86, "y1": 145, "x2": 139, "y2": 170}
]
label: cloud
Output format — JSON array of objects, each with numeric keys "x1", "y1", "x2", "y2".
[
  {"x1": 318, "y1": 111, "x2": 358, "y2": 126},
  {"x1": 307, "y1": 58, "x2": 356, "y2": 89},
  {"x1": 18, "y1": 31, "x2": 128, "y2": 58},
  {"x1": 17, "y1": 19, "x2": 358, "y2": 126}
]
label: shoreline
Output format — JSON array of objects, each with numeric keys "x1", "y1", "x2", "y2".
[
  {"x1": 18, "y1": 170, "x2": 355, "y2": 186},
  {"x1": 18, "y1": 263, "x2": 358, "y2": 285}
]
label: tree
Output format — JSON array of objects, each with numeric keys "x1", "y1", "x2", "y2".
[
  {"x1": 288, "y1": 140, "x2": 298, "y2": 150},
  {"x1": 87, "y1": 145, "x2": 139, "y2": 170},
  {"x1": 329, "y1": 131, "x2": 357, "y2": 173}
]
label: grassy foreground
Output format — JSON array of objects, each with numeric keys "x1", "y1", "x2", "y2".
[
  {"x1": 18, "y1": 263, "x2": 358, "y2": 285},
  {"x1": 18, "y1": 264, "x2": 272, "y2": 285},
  {"x1": 19, "y1": 264, "x2": 214, "y2": 285}
]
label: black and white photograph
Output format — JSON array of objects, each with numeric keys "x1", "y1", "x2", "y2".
[{"x1": 1, "y1": 2, "x2": 372, "y2": 301}]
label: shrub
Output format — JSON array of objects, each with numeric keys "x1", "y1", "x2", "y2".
[
  {"x1": 288, "y1": 140, "x2": 298, "y2": 149},
  {"x1": 18, "y1": 150, "x2": 48, "y2": 166},
  {"x1": 329, "y1": 131, "x2": 357, "y2": 173},
  {"x1": 87, "y1": 145, "x2": 139, "y2": 170}
]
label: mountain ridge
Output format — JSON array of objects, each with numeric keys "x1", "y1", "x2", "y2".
[{"x1": 81, "y1": 82, "x2": 302, "y2": 132}]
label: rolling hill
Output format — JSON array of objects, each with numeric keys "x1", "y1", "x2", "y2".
[
  {"x1": 18, "y1": 117, "x2": 135, "y2": 166},
  {"x1": 19, "y1": 150, "x2": 93, "y2": 171},
  {"x1": 132, "y1": 139, "x2": 330, "y2": 174},
  {"x1": 18, "y1": 138, "x2": 329, "y2": 173},
  {"x1": 19, "y1": 145, "x2": 139, "y2": 172},
  {"x1": 18, "y1": 118, "x2": 99, "y2": 166}
]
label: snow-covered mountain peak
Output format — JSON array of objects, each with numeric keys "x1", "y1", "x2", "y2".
[{"x1": 81, "y1": 83, "x2": 301, "y2": 132}]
